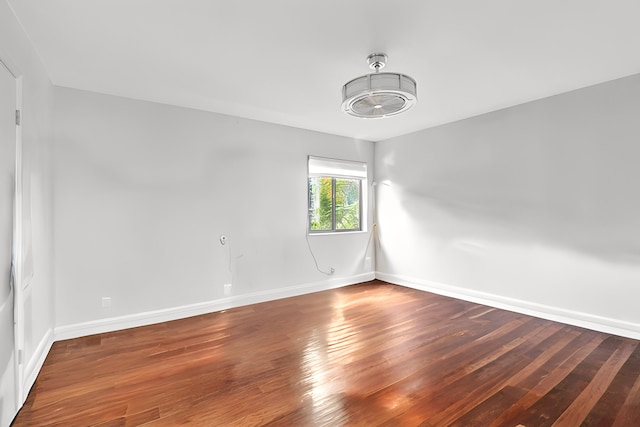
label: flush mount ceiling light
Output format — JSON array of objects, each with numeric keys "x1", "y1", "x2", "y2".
[{"x1": 341, "y1": 53, "x2": 417, "y2": 118}]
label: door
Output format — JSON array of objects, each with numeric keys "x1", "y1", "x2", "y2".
[{"x1": 0, "y1": 60, "x2": 18, "y2": 427}]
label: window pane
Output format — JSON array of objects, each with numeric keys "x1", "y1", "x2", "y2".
[
  {"x1": 335, "y1": 178, "x2": 360, "y2": 230},
  {"x1": 308, "y1": 177, "x2": 334, "y2": 231}
]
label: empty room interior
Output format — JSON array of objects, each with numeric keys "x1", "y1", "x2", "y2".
[{"x1": 2, "y1": 1, "x2": 640, "y2": 426}]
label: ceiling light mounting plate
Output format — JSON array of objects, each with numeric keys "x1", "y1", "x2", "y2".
[
  {"x1": 342, "y1": 53, "x2": 417, "y2": 119},
  {"x1": 367, "y1": 53, "x2": 387, "y2": 71}
]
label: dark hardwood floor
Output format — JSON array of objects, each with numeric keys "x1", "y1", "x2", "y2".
[{"x1": 13, "y1": 280, "x2": 640, "y2": 426}]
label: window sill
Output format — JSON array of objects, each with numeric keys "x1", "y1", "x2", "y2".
[{"x1": 308, "y1": 230, "x2": 368, "y2": 236}]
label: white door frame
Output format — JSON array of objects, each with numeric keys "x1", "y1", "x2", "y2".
[{"x1": 1, "y1": 55, "x2": 25, "y2": 411}]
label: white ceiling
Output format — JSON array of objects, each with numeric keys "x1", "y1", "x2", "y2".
[{"x1": 8, "y1": 0, "x2": 640, "y2": 141}]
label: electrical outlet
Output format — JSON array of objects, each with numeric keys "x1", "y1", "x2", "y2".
[
  {"x1": 223, "y1": 283, "x2": 232, "y2": 296},
  {"x1": 101, "y1": 297, "x2": 111, "y2": 308}
]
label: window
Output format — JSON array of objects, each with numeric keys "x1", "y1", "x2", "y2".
[{"x1": 308, "y1": 156, "x2": 366, "y2": 233}]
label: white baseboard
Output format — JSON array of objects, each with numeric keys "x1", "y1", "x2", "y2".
[
  {"x1": 54, "y1": 272, "x2": 375, "y2": 341},
  {"x1": 376, "y1": 272, "x2": 640, "y2": 340},
  {"x1": 23, "y1": 327, "x2": 54, "y2": 402}
]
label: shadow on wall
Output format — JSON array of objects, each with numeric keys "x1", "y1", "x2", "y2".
[{"x1": 379, "y1": 75, "x2": 640, "y2": 266}]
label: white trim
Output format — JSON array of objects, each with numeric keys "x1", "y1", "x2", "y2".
[
  {"x1": 22, "y1": 328, "x2": 53, "y2": 402},
  {"x1": 376, "y1": 272, "x2": 640, "y2": 340},
  {"x1": 13, "y1": 73, "x2": 25, "y2": 406},
  {"x1": 55, "y1": 273, "x2": 375, "y2": 341},
  {"x1": 307, "y1": 230, "x2": 368, "y2": 236}
]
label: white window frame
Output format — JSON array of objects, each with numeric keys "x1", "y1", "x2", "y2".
[{"x1": 307, "y1": 156, "x2": 367, "y2": 234}]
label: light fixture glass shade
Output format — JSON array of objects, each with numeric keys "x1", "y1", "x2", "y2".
[{"x1": 342, "y1": 72, "x2": 417, "y2": 118}]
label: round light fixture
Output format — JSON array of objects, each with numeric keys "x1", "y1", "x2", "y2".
[{"x1": 341, "y1": 53, "x2": 417, "y2": 118}]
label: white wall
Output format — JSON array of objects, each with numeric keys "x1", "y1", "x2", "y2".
[
  {"x1": 376, "y1": 74, "x2": 640, "y2": 338},
  {"x1": 53, "y1": 87, "x2": 375, "y2": 335},
  {"x1": 0, "y1": 0, "x2": 55, "y2": 398}
]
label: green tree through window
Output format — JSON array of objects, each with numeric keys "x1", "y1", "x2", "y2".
[
  {"x1": 336, "y1": 178, "x2": 360, "y2": 230},
  {"x1": 309, "y1": 176, "x2": 361, "y2": 232}
]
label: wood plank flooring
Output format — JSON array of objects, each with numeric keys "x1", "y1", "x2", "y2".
[{"x1": 13, "y1": 280, "x2": 640, "y2": 426}]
